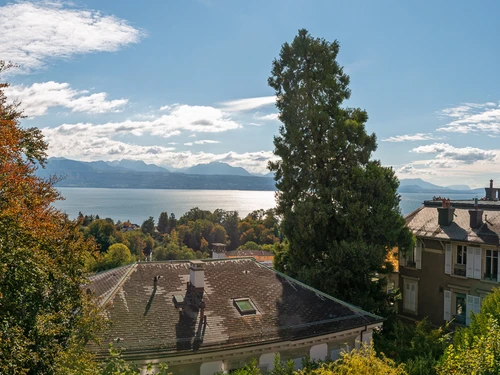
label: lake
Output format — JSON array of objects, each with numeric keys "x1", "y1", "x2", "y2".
[{"x1": 53, "y1": 188, "x2": 482, "y2": 224}]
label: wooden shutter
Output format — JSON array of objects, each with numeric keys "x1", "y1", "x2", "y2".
[
  {"x1": 410, "y1": 283, "x2": 416, "y2": 312},
  {"x1": 466, "y1": 247, "x2": 474, "y2": 278},
  {"x1": 416, "y1": 241, "x2": 422, "y2": 269},
  {"x1": 330, "y1": 349, "x2": 341, "y2": 361},
  {"x1": 444, "y1": 290, "x2": 451, "y2": 321},
  {"x1": 473, "y1": 296, "x2": 481, "y2": 315},
  {"x1": 466, "y1": 294, "x2": 474, "y2": 326},
  {"x1": 445, "y1": 244, "x2": 452, "y2": 274},
  {"x1": 404, "y1": 283, "x2": 410, "y2": 310},
  {"x1": 473, "y1": 248, "x2": 482, "y2": 279},
  {"x1": 399, "y1": 250, "x2": 406, "y2": 267},
  {"x1": 497, "y1": 254, "x2": 500, "y2": 282}
]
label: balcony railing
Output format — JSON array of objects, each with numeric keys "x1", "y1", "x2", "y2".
[
  {"x1": 453, "y1": 264, "x2": 466, "y2": 277},
  {"x1": 484, "y1": 273, "x2": 498, "y2": 281},
  {"x1": 453, "y1": 314, "x2": 466, "y2": 325},
  {"x1": 406, "y1": 260, "x2": 416, "y2": 268}
]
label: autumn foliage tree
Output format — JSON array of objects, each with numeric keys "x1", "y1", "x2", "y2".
[{"x1": 0, "y1": 61, "x2": 102, "y2": 374}]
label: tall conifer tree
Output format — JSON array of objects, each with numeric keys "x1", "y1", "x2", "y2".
[{"x1": 268, "y1": 30, "x2": 412, "y2": 313}]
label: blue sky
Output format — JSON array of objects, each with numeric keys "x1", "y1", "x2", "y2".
[{"x1": 2, "y1": 0, "x2": 500, "y2": 187}]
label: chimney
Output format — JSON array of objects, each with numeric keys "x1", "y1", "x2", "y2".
[
  {"x1": 469, "y1": 198, "x2": 483, "y2": 229},
  {"x1": 485, "y1": 179, "x2": 497, "y2": 201},
  {"x1": 438, "y1": 206, "x2": 455, "y2": 226},
  {"x1": 189, "y1": 260, "x2": 205, "y2": 290}
]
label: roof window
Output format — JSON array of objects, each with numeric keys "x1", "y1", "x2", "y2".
[{"x1": 234, "y1": 298, "x2": 257, "y2": 315}]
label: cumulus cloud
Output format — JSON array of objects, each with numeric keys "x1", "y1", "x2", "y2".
[
  {"x1": 192, "y1": 140, "x2": 221, "y2": 145},
  {"x1": 411, "y1": 143, "x2": 497, "y2": 164},
  {"x1": 0, "y1": 1, "x2": 143, "y2": 71},
  {"x1": 42, "y1": 123, "x2": 276, "y2": 173},
  {"x1": 4, "y1": 81, "x2": 127, "y2": 116},
  {"x1": 396, "y1": 164, "x2": 437, "y2": 176},
  {"x1": 219, "y1": 96, "x2": 276, "y2": 112},
  {"x1": 437, "y1": 102, "x2": 500, "y2": 134},
  {"x1": 382, "y1": 133, "x2": 442, "y2": 142}
]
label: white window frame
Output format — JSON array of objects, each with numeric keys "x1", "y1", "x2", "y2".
[{"x1": 484, "y1": 249, "x2": 499, "y2": 281}]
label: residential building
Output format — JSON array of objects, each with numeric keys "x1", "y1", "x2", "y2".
[
  {"x1": 399, "y1": 180, "x2": 500, "y2": 327},
  {"x1": 87, "y1": 258, "x2": 383, "y2": 375},
  {"x1": 210, "y1": 243, "x2": 275, "y2": 264}
]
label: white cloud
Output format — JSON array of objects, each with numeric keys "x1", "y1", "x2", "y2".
[
  {"x1": 42, "y1": 104, "x2": 241, "y2": 140},
  {"x1": 4, "y1": 81, "x2": 127, "y2": 116},
  {"x1": 255, "y1": 113, "x2": 280, "y2": 121},
  {"x1": 411, "y1": 143, "x2": 497, "y2": 164},
  {"x1": 42, "y1": 122, "x2": 276, "y2": 173},
  {"x1": 0, "y1": 1, "x2": 143, "y2": 71},
  {"x1": 192, "y1": 140, "x2": 220, "y2": 145},
  {"x1": 396, "y1": 164, "x2": 437, "y2": 176},
  {"x1": 184, "y1": 142, "x2": 193, "y2": 146},
  {"x1": 437, "y1": 102, "x2": 500, "y2": 134},
  {"x1": 219, "y1": 96, "x2": 276, "y2": 112},
  {"x1": 382, "y1": 133, "x2": 442, "y2": 142}
]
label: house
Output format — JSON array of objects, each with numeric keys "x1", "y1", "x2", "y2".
[
  {"x1": 87, "y1": 258, "x2": 383, "y2": 375},
  {"x1": 399, "y1": 180, "x2": 500, "y2": 327}
]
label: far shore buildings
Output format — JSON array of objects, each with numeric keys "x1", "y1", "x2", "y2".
[
  {"x1": 399, "y1": 180, "x2": 500, "y2": 327},
  {"x1": 87, "y1": 258, "x2": 383, "y2": 375}
]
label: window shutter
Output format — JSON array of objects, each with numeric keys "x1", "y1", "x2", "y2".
[
  {"x1": 445, "y1": 244, "x2": 452, "y2": 275},
  {"x1": 466, "y1": 247, "x2": 474, "y2": 278},
  {"x1": 497, "y1": 255, "x2": 500, "y2": 282},
  {"x1": 330, "y1": 349, "x2": 341, "y2": 361},
  {"x1": 410, "y1": 283, "x2": 416, "y2": 312},
  {"x1": 399, "y1": 251, "x2": 406, "y2": 267},
  {"x1": 416, "y1": 241, "x2": 422, "y2": 269},
  {"x1": 444, "y1": 290, "x2": 451, "y2": 321},
  {"x1": 473, "y1": 248, "x2": 482, "y2": 279},
  {"x1": 466, "y1": 294, "x2": 474, "y2": 326},
  {"x1": 473, "y1": 296, "x2": 481, "y2": 315}
]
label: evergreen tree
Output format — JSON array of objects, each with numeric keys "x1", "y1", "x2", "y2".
[
  {"x1": 268, "y1": 29, "x2": 411, "y2": 313},
  {"x1": 157, "y1": 211, "x2": 169, "y2": 233},
  {"x1": 141, "y1": 216, "x2": 155, "y2": 235}
]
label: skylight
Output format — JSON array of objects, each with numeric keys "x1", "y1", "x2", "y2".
[{"x1": 234, "y1": 298, "x2": 256, "y2": 315}]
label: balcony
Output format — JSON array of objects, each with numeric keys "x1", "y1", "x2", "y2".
[
  {"x1": 453, "y1": 264, "x2": 466, "y2": 277},
  {"x1": 483, "y1": 273, "x2": 498, "y2": 282},
  {"x1": 453, "y1": 314, "x2": 466, "y2": 326},
  {"x1": 406, "y1": 260, "x2": 416, "y2": 268}
]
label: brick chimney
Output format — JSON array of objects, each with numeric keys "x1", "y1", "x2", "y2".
[
  {"x1": 485, "y1": 179, "x2": 498, "y2": 201},
  {"x1": 438, "y1": 198, "x2": 455, "y2": 226},
  {"x1": 469, "y1": 198, "x2": 483, "y2": 229},
  {"x1": 189, "y1": 260, "x2": 205, "y2": 290}
]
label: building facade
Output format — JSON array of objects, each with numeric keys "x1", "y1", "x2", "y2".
[
  {"x1": 400, "y1": 183, "x2": 500, "y2": 327},
  {"x1": 88, "y1": 258, "x2": 383, "y2": 375}
]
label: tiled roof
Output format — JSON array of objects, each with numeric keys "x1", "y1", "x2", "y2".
[
  {"x1": 87, "y1": 258, "x2": 382, "y2": 359},
  {"x1": 406, "y1": 206, "x2": 500, "y2": 245},
  {"x1": 226, "y1": 250, "x2": 274, "y2": 257}
]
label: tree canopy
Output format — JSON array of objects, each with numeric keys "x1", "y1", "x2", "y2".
[
  {"x1": 0, "y1": 61, "x2": 103, "y2": 374},
  {"x1": 268, "y1": 29, "x2": 411, "y2": 313}
]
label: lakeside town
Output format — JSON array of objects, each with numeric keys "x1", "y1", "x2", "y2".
[{"x1": 3, "y1": 2, "x2": 500, "y2": 375}]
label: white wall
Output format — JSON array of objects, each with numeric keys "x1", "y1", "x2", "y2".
[
  {"x1": 259, "y1": 352, "x2": 276, "y2": 371},
  {"x1": 310, "y1": 343, "x2": 328, "y2": 361},
  {"x1": 200, "y1": 361, "x2": 224, "y2": 375}
]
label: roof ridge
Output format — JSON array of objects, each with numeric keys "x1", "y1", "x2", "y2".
[
  {"x1": 254, "y1": 259, "x2": 384, "y2": 323},
  {"x1": 100, "y1": 262, "x2": 138, "y2": 307}
]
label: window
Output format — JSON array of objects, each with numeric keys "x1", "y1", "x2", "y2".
[
  {"x1": 484, "y1": 250, "x2": 498, "y2": 281},
  {"x1": 234, "y1": 298, "x2": 257, "y2": 315},
  {"x1": 454, "y1": 245, "x2": 467, "y2": 276},
  {"x1": 403, "y1": 279, "x2": 417, "y2": 313},
  {"x1": 454, "y1": 293, "x2": 466, "y2": 325}
]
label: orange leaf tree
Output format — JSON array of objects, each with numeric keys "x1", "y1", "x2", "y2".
[{"x1": 0, "y1": 61, "x2": 103, "y2": 375}]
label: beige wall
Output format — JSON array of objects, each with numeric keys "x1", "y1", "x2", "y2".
[{"x1": 399, "y1": 239, "x2": 498, "y2": 326}]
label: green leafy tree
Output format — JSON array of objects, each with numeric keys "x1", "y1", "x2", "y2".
[
  {"x1": 437, "y1": 288, "x2": 500, "y2": 375},
  {"x1": 268, "y1": 29, "x2": 411, "y2": 313},
  {"x1": 0, "y1": 61, "x2": 103, "y2": 375},
  {"x1": 101, "y1": 244, "x2": 134, "y2": 270},
  {"x1": 157, "y1": 211, "x2": 169, "y2": 233},
  {"x1": 209, "y1": 223, "x2": 228, "y2": 245},
  {"x1": 123, "y1": 230, "x2": 145, "y2": 258},
  {"x1": 168, "y1": 213, "x2": 177, "y2": 233},
  {"x1": 86, "y1": 219, "x2": 117, "y2": 252},
  {"x1": 141, "y1": 216, "x2": 155, "y2": 236}
]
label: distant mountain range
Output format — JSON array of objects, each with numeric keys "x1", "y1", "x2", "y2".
[
  {"x1": 36, "y1": 158, "x2": 276, "y2": 190},
  {"x1": 398, "y1": 178, "x2": 484, "y2": 194}
]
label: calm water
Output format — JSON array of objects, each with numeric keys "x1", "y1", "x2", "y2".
[
  {"x1": 53, "y1": 188, "x2": 482, "y2": 224},
  {"x1": 54, "y1": 188, "x2": 277, "y2": 224}
]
